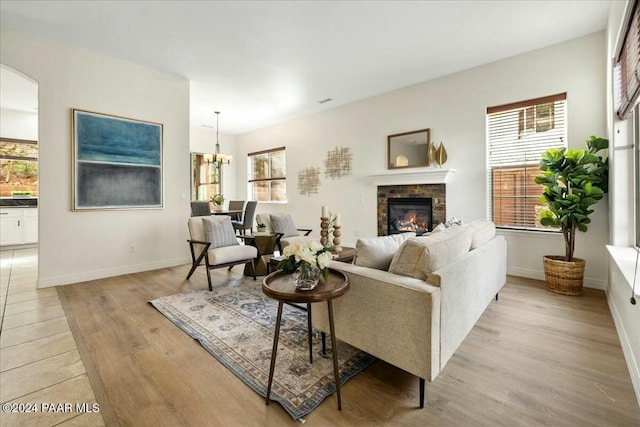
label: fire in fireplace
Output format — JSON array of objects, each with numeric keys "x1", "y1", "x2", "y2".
[{"x1": 387, "y1": 198, "x2": 432, "y2": 235}]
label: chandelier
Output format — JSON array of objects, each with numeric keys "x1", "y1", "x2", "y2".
[{"x1": 212, "y1": 111, "x2": 232, "y2": 167}]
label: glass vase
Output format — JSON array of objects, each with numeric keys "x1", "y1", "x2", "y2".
[{"x1": 293, "y1": 262, "x2": 321, "y2": 290}]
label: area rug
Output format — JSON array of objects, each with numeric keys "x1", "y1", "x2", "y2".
[{"x1": 149, "y1": 277, "x2": 375, "y2": 420}]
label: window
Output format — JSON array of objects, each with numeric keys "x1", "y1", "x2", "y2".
[
  {"x1": 248, "y1": 147, "x2": 286, "y2": 202},
  {"x1": 614, "y1": 0, "x2": 640, "y2": 120},
  {"x1": 635, "y1": 108, "x2": 640, "y2": 247},
  {"x1": 487, "y1": 93, "x2": 567, "y2": 230},
  {"x1": 0, "y1": 138, "x2": 38, "y2": 197},
  {"x1": 190, "y1": 153, "x2": 221, "y2": 201}
]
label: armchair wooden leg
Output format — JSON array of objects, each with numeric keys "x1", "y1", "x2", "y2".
[
  {"x1": 251, "y1": 259, "x2": 256, "y2": 280},
  {"x1": 206, "y1": 268, "x2": 213, "y2": 291},
  {"x1": 495, "y1": 293, "x2": 499, "y2": 301}
]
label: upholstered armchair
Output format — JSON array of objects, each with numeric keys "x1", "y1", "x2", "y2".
[
  {"x1": 255, "y1": 213, "x2": 312, "y2": 254},
  {"x1": 186, "y1": 215, "x2": 257, "y2": 290}
]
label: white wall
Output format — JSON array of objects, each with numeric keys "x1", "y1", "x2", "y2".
[
  {"x1": 0, "y1": 108, "x2": 38, "y2": 140},
  {"x1": 1, "y1": 27, "x2": 191, "y2": 287},
  {"x1": 236, "y1": 31, "x2": 608, "y2": 288}
]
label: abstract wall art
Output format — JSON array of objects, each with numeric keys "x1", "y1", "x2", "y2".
[
  {"x1": 72, "y1": 109, "x2": 163, "y2": 210},
  {"x1": 324, "y1": 146, "x2": 352, "y2": 179},
  {"x1": 298, "y1": 166, "x2": 321, "y2": 197}
]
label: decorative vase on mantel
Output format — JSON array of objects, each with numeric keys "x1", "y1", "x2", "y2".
[{"x1": 434, "y1": 142, "x2": 448, "y2": 167}]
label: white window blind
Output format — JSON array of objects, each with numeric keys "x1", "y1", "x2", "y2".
[
  {"x1": 615, "y1": 0, "x2": 640, "y2": 120},
  {"x1": 487, "y1": 93, "x2": 567, "y2": 230}
]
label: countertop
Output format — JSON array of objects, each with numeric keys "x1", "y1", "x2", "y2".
[{"x1": 0, "y1": 198, "x2": 38, "y2": 207}]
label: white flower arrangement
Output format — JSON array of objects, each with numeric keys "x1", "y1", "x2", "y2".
[{"x1": 278, "y1": 240, "x2": 332, "y2": 281}]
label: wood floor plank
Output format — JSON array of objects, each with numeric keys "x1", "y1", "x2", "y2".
[{"x1": 56, "y1": 266, "x2": 640, "y2": 426}]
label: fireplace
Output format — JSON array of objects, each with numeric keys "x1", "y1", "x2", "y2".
[
  {"x1": 387, "y1": 198, "x2": 432, "y2": 235},
  {"x1": 377, "y1": 184, "x2": 445, "y2": 236}
]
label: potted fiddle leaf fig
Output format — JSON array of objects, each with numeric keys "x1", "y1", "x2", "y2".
[{"x1": 534, "y1": 135, "x2": 608, "y2": 295}]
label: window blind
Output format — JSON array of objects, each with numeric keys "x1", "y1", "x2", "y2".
[
  {"x1": 487, "y1": 93, "x2": 567, "y2": 230},
  {"x1": 615, "y1": 0, "x2": 640, "y2": 120}
]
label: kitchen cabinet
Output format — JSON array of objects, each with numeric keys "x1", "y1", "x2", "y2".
[{"x1": 0, "y1": 208, "x2": 38, "y2": 246}]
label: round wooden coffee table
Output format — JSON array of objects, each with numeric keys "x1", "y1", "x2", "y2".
[{"x1": 262, "y1": 268, "x2": 350, "y2": 410}]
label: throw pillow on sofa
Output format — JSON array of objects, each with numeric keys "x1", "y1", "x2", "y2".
[
  {"x1": 354, "y1": 232, "x2": 416, "y2": 270},
  {"x1": 465, "y1": 219, "x2": 496, "y2": 249},
  {"x1": 388, "y1": 227, "x2": 472, "y2": 281}
]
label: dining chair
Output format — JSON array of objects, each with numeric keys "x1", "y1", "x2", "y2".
[
  {"x1": 232, "y1": 201, "x2": 258, "y2": 235},
  {"x1": 227, "y1": 200, "x2": 245, "y2": 221},
  {"x1": 190, "y1": 201, "x2": 212, "y2": 217}
]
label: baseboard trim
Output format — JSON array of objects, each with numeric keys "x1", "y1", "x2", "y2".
[
  {"x1": 507, "y1": 266, "x2": 605, "y2": 290},
  {"x1": 37, "y1": 256, "x2": 190, "y2": 288},
  {"x1": 606, "y1": 288, "x2": 640, "y2": 408}
]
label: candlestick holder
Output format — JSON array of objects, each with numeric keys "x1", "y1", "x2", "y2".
[
  {"x1": 332, "y1": 225, "x2": 342, "y2": 253},
  {"x1": 320, "y1": 217, "x2": 330, "y2": 248}
]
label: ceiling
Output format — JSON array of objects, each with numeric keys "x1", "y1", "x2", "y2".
[{"x1": 0, "y1": 1, "x2": 611, "y2": 135}]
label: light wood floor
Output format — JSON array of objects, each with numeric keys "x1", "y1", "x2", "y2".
[
  {"x1": 0, "y1": 247, "x2": 105, "y2": 426},
  {"x1": 2, "y1": 248, "x2": 640, "y2": 426},
  {"x1": 56, "y1": 258, "x2": 640, "y2": 426}
]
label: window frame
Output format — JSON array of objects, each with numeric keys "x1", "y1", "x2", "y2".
[
  {"x1": 486, "y1": 93, "x2": 567, "y2": 232},
  {"x1": 247, "y1": 146, "x2": 286, "y2": 202}
]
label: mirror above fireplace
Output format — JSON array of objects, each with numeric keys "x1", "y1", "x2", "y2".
[{"x1": 387, "y1": 128, "x2": 430, "y2": 169}]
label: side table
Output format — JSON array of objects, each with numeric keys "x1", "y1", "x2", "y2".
[
  {"x1": 244, "y1": 232, "x2": 278, "y2": 276},
  {"x1": 262, "y1": 268, "x2": 350, "y2": 410}
]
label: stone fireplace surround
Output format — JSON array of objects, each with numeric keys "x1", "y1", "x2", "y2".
[{"x1": 377, "y1": 184, "x2": 446, "y2": 236}]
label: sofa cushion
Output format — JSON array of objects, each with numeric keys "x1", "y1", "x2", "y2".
[
  {"x1": 270, "y1": 214, "x2": 299, "y2": 237},
  {"x1": 201, "y1": 216, "x2": 239, "y2": 249},
  {"x1": 466, "y1": 219, "x2": 496, "y2": 249},
  {"x1": 388, "y1": 227, "x2": 472, "y2": 281},
  {"x1": 355, "y1": 233, "x2": 415, "y2": 270}
]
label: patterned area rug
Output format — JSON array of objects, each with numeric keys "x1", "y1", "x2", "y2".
[{"x1": 149, "y1": 277, "x2": 375, "y2": 420}]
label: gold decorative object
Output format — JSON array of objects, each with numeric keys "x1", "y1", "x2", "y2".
[
  {"x1": 298, "y1": 167, "x2": 321, "y2": 196},
  {"x1": 427, "y1": 141, "x2": 437, "y2": 166},
  {"x1": 324, "y1": 146, "x2": 352, "y2": 179},
  {"x1": 435, "y1": 142, "x2": 448, "y2": 167}
]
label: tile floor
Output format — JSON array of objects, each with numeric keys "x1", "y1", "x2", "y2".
[{"x1": 0, "y1": 247, "x2": 105, "y2": 426}]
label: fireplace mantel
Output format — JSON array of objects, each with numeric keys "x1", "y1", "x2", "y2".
[{"x1": 367, "y1": 169, "x2": 456, "y2": 186}]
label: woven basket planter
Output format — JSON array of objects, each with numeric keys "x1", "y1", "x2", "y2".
[{"x1": 543, "y1": 255, "x2": 586, "y2": 296}]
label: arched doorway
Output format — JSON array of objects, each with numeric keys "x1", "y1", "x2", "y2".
[{"x1": 0, "y1": 64, "x2": 39, "y2": 276}]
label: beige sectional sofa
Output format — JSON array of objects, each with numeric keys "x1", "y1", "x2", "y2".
[{"x1": 310, "y1": 220, "x2": 507, "y2": 408}]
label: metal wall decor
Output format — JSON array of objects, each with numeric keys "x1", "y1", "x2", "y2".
[
  {"x1": 298, "y1": 166, "x2": 321, "y2": 196},
  {"x1": 324, "y1": 146, "x2": 352, "y2": 179}
]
